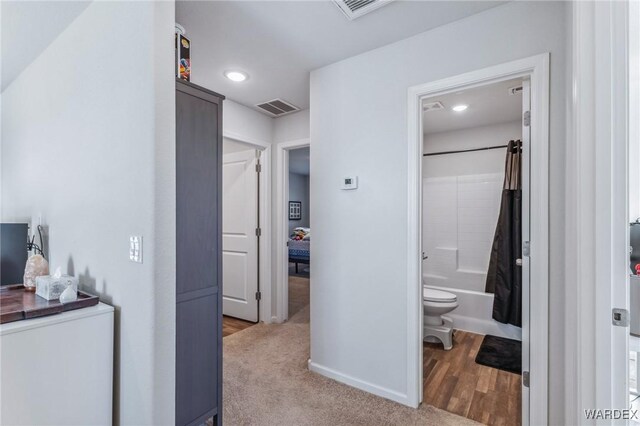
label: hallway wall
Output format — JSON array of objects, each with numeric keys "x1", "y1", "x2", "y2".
[
  {"x1": 310, "y1": 1, "x2": 568, "y2": 420},
  {"x1": 0, "y1": 2, "x2": 176, "y2": 423}
]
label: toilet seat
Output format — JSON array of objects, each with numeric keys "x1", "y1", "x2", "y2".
[{"x1": 423, "y1": 287, "x2": 457, "y2": 303}]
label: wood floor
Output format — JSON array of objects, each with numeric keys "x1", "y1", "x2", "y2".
[
  {"x1": 223, "y1": 316, "x2": 255, "y2": 337},
  {"x1": 424, "y1": 330, "x2": 521, "y2": 426},
  {"x1": 288, "y1": 275, "x2": 310, "y2": 318}
]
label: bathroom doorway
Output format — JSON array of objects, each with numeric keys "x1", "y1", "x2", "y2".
[
  {"x1": 421, "y1": 77, "x2": 526, "y2": 425},
  {"x1": 407, "y1": 54, "x2": 550, "y2": 426}
]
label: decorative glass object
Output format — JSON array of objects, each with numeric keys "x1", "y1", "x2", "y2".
[
  {"x1": 59, "y1": 284, "x2": 78, "y2": 304},
  {"x1": 23, "y1": 254, "x2": 49, "y2": 292}
]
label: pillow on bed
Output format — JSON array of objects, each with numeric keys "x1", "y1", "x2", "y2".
[{"x1": 291, "y1": 227, "x2": 311, "y2": 241}]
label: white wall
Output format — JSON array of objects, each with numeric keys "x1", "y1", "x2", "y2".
[
  {"x1": 222, "y1": 99, "x2": 273, "y2": 144},
  {"x1": 0, "y1": 2, "x2": 175, "y2": 424},
  {"x1": 423, "y1": 121, "x2": 521, "y2": 177},
  {"x1": 223, "y1": 137, "x2": 256, "y2": 155},
  {"x1": 0, "y1": 1, "x2": 3, "y2": 217},
  {"x1": 273, "y1": 109, "x2": 310, "y2": 143},
  {"x1": 630, "y1": 2, "x2": 640, "y2": 221},
  {"x1": 288, "y1": 172, "x2": 310, "y2": 234},
  {"x1": 310, "y1": 1, "x2": 567, "y2": 420}
]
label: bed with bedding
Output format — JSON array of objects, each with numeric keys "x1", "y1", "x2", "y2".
[{"x1": 289, "y1": 227, "x2": 310, "y2": 273}]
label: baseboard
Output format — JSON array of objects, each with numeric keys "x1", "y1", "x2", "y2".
[
  {"x1": 307, "y1": 360, "x2": 410, "y2": 406},
  {"x1": 447, "y1": 313, "x2": 522, "y2": 340}
]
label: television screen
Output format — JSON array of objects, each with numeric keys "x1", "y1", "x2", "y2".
[{"x1": 1, "y1": 223, "x2": 28, "y2": 286}]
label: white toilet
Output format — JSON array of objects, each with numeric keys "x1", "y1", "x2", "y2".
[{"x1": 423, "y1": 286, "x2": 458, "y2": 350}]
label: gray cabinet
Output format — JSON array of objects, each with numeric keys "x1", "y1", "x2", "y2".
[{"x1": 176, "y1": 79, "x2": 224, "y2": 426}]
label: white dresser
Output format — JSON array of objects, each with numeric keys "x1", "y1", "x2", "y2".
[{"x1": 0, "y1": 302, "x2": 114, "y2": 425}]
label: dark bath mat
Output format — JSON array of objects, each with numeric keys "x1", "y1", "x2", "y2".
[{"x1": 475, "y1": 334, "x2": 522, "y2": 375}]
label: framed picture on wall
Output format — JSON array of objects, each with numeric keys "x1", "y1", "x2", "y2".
[{"x1": 289, "y1": 201, "x2": 302, "y2": 220}]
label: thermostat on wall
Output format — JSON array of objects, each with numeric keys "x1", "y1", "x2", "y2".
[{"x1": 341, "y1": 176, "x2": 358, "y2": 190}]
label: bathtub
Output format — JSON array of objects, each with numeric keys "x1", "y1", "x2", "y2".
[{"x1": 424, "y1": 273, "x2": 522, "y2": 341}]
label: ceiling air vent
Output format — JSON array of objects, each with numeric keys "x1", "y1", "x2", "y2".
[
  {"x1": 423, "y1": 101, "x2": 445, "y2": 113},
  {"x1": 255, "y1": 99, "x2": 300, "y2": 117},
  {"x1": 333, "y1": 0, "x2": 394, "y2": 21}
]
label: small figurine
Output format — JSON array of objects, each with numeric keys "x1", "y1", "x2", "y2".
[{"x1": 59, "y1": 284, "x2": 78, "y2": 304}]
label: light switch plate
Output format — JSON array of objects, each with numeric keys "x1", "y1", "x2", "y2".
[
  {"x1": 341, "y1": 176, "x2": 358, "y2": 190},
  {"x1": 129, "y1": 235, "x2": 143, "y2": 263}
]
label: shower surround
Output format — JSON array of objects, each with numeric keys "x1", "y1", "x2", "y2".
[{"x1": 423, "y1": 173, "x2": 521, "y2": 340}]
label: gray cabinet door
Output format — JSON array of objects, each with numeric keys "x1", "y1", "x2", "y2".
[{"x1": 176, "y1": 80, "x2": 224, "y2": 426}]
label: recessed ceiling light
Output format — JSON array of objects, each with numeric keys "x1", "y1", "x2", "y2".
[
  {"x1": 224, "y1": 70, "x2": 248, "y2": 82},
  {"x1": 452, "y1": 104, "x2": 468, "y2": 112}
]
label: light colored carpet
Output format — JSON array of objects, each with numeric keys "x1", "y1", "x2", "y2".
[{"x1": 223, "y1": 304, "x2": 480, "y2": 426}]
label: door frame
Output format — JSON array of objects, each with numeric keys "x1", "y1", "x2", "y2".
[
  {"x1": 406, "y1": 53, "x2": 550, "y2": 424},
  {"x1": 566, "y1": 1, "x2": 632, "y2": 423},
  {"x1": 275, "y1": 138, "x2": 311, "y2": 323},
  {"x1": 223, "y1": 130, "x2": 273, "y2": 323}
]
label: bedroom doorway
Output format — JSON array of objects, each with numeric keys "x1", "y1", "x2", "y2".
[
  {"x1": 276, "y1": 139, "x2": 311, "y2": 322},
  {"x1": 287, "y1": 147, "x2": 311, "y2": 320}
]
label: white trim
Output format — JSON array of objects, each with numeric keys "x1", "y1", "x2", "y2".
[
  {"x1": 0, "y1": 303, "x2": 114, "y2": 335},
  {"x1": 566, "y1": 2, "x2": 631, "y2": 424},
  {"x1": 223, "y1": 130, "x2": 270, "y2": 149},
  {"x1": 308, "y1": 360, "x2": 408, "y2": 405},
  {"x1": 275, "y1": 138, "x2": 310, "y2": 323},
  {"x1": 520, "y1": 78, "x2": 532, "y2": 425},
  {"x1": 223, "y1": 132, "x2": 273, "y2": 323},
  {"x1": 607, "y1": 2, "x2": 631, "y2": 417},
  {"x1": 407, "y1": 53, "x2": 550, "y2": 421}
]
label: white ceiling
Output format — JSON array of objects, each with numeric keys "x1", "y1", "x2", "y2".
[
  {"x1": 1, "y1": 1, "x2": 91, "y2": 92},
  {"x1": 289, "y1": 147, "x2": 310, "y2": 175},
  {"x1": 422, "y1": 77, "x2": 524, "y2": 135},
  {"x1": 1, "y1": 1, "x2": 508, "y2": 110},
  {"x1": 176, "y1": 0, "x2": 506, "y2": 114}
]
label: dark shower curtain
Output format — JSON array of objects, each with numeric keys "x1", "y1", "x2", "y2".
[{"x1": 485, "y1": 140, "x2": 522, "y2": 327}]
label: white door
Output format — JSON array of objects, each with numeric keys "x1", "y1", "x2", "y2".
[
  {"x1": 628, "y1": 2, "x2": 640, "y2": 421},
  {"x1": 593, "y1": 0, "x2": 632, "y2": 418},
  {"x1": 608, "y1": 0, "x2": 635, "y2": 419},
  {"x1": 222, "y1": 149, "x2": 259, "y2": 322},
  {"x1": 520, "y1": 79, "x2": 531, "y2": 426}
]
